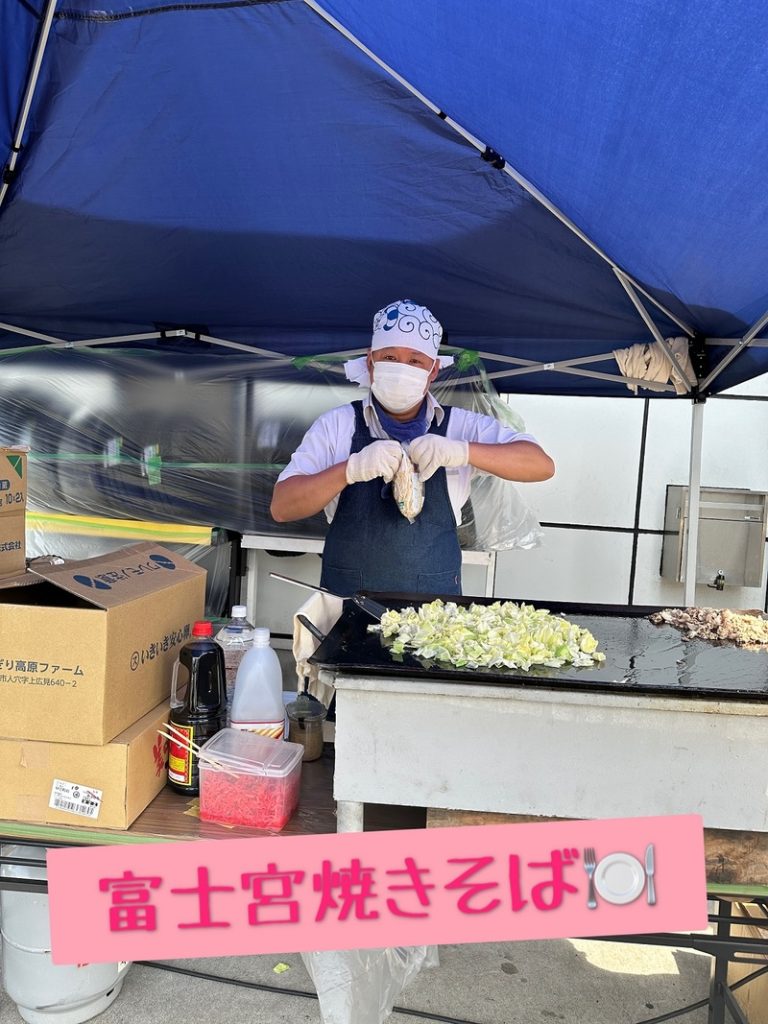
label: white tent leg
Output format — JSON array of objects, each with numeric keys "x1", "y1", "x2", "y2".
[{"x1": 683, "y1": 401, "x2": 705, "y2": 606}]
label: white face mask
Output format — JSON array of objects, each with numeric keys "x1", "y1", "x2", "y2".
[{"x1": 370, "y1": 361, "x2": 432, "y2": 413}]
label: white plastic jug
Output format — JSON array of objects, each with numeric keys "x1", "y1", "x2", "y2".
[
  {"x1": 214, "y1": 605, "x2": 256, "y2": 723},
  {"x1": 230, "y1": 627, "x2": 285, "y2": 739},
  {"x1": 0, "y1": 845, "x2": 130, "y2": 1024}
]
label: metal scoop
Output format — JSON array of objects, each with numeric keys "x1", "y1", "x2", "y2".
[{"x1": 269, "y1": 571, "x2": 386, "y2": 621}]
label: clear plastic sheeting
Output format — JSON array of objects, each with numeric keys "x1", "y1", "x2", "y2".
[
  {"x1": 301, "y1": 945, "x2": 439, "y2": 1024},
  {"x1": 434, "y1": 358, "x2": 544, "y2": 551},
  {"x1": 0, "y1": 345, "x2": 543, "y2": 551},
  {"x1": 462, "y1": 473, "x2": 545, "y2": 551}
]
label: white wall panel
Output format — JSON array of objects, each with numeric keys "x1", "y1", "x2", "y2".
[
  {"x1": 505, "y1": 394, "x2": 644, "y2": 528},
  {"x1": 495, "y1": 527, "x2": 633, "y2": 604},
  {"x1": 701, "y1": 399, "x2": 768, "y2": 492},
  {"x1": 640, "y1": 396, "x2": 768, "y2": 531},
  {"x1": 638, "y1": 400, "x2": 693, "y2": 531}
]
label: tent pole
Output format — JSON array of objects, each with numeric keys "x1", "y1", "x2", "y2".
[
  {"x1": 682, "y1": 400, "x2": 705, "y2": 607},
  {"x1": 700, "y1": 309, "x2": 768, "y2": 391},
  {"x1": 302, "y1": 0, "x2": 692, "y2": 338},
  {"x1": 0, "y1": 0, "x2": 58, "y2": 212},
  {"x1": 0, "y1": 320, "x2": 64, "y2": 344},
  {"x1": 706, "y1": 337, "x2": 768, "y2": 347},
  {"x1": 614, "y1": 271, "x2": 695, "y2": 391}
]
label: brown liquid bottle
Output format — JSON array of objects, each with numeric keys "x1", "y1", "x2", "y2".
[{"x1": 167, "y1": 621, "x2": 227, "y2": 795}]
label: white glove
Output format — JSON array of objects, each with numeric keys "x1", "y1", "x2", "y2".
[
  {"x1": 409, "y1": 434, "x2": 469, "y2": 481},
  {"x1": 346, "y1": 440, "x2": 403, "y2": 484}
]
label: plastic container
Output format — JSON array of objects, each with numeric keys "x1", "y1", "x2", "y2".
[
  {"x1": 0, "y1": 845, "x2": 130, "y2": 1024},
  {"x1": 167, "y1": 620, "x2": 227, "y2": 796},
  {"x1": 286, "y1": 692, "x2": 327, "y2": 762},
  {"x1": 198, "y1": 729, "x2": 303, "y2": 830},
  {"x1": 230, "y1": 627, "x2": 285, "y2": 739},
  {"x1": 214, "y1": 605, "x2": 256, "y2": 723}
]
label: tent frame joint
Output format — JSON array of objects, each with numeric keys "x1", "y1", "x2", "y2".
[
  {"x1": 689, "y1": 332, "x2": 709, "y2": 385},
  {"x1": 481, "y1": 146, "x2": 505, "y2": 170}
]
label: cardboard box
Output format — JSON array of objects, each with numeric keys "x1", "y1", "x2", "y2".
[
  {"x1": 0, "y1": 448, "x2": 27, "y2": 580},
  {"x1": 0, "y1": 542, "x2": 205, "y2": 745},
  {"x1": 0, "y1": 702, "x2": 170, "y2": 830}
]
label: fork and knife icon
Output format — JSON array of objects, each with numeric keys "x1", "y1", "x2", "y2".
[{"x1": 583, "y1": 843, "x2": 656, "y2": 908}]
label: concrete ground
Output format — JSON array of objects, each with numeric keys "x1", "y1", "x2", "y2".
[{"x1": 0, "y1": 939, "x2": 712, "y2": 1024}]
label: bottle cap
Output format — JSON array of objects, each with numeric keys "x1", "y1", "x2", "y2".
[
  {"x1": 253, "y1": 627, "x2": 270, "y2": 645},
  {"x1": 192, "y1": 620, "x2": 213, "y2": 637},
  {"x1": 232, "y1": 605, "x2": 248, "y2": 618}
]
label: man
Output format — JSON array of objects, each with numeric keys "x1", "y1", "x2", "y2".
[{"x1": 271, "y1": 299, "x2": 554, "y2": 595}]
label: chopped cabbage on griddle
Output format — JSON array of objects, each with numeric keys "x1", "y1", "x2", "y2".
[{"x1": 369, "y1": 599, "x2": 605, "y2": 671}]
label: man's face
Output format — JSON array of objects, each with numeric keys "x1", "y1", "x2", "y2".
[{"x1": 367, "y1": 346, "x2": 439, "y2": 380}]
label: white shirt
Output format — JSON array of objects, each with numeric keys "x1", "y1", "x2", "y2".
[{"x1": 277, "y1": 392, "x2": 538, "y2": 525}]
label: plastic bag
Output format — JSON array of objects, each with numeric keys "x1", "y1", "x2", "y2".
[
  {"x1": 301, "y1": 946, "x2": 439, "y2": 1024},
  {"x1": 433, "y1": 356, "x2": 545, "y2": 551},
  {"x1": 462, "y1": 473, "x2": 545, "y2": 551},
  {"x1": 391, "y1": 446, "x2": 424, "y2": 523}
]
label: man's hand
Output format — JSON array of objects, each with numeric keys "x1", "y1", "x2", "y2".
[
  {"x1": 346, "y1": 440, "x2": 403, "y2": 484},
  {"x1": 409, "y1": 435, "x2": 469, "y2": 481}
]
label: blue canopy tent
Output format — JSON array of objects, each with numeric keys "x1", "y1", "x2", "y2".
[{"x1": 2, "y1": 0, "x2": 768, "y2": 597}]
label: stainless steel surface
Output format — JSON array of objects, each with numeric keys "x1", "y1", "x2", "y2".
[
  {"x1": 584, "y1": 846, "x2": 598, "y2": 909},
  {"x1": 661, "y1": 484, "x2": 768, "y2": 587},
  {"x1": 645, "y1": 843, "x2": 657, "y2": 906}
]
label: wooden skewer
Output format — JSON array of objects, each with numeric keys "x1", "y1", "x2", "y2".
[
  {"x1": 163, "y1": 723, "x2": 274, "y2": 773},
  {"x1": 157, "y1": 729, "x2": 240, "y2": 779},
  {"x1": 159, "y1": 726, "x2": 223, "y2": 763},
  {"x1": 164, "y1": 723, "x2": 276, "y2": 772},
  {"x1": 158, "y1": 729, "x2": 238, "y2": 776},
  {"x1": 162, "y1": 726, "x2": 259, "y2": 769}
]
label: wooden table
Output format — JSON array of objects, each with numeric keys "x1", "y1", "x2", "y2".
[{"x1": 0, "y1": 746, "x2": 423, "y2": 854}]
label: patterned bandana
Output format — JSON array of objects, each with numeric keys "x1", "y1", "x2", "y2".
[
  {"x1": 371, "y1": 299, "x2": 442, "y2": 358},
  {"x1": 344, "y1": 299, "x2": 454, "y2": 387}
]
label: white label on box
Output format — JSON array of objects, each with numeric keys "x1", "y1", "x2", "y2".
[{"x1": 48, "y1": 779, "x2": 103, "y2": 819}]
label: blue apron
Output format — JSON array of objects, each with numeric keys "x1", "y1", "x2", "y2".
[{"x1": 320, "y1": 401, "x2": 462, "y2": 597}]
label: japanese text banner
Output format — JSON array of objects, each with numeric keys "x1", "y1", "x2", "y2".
[{"x1": 47, "y1": 816, "x2": 707, "y2": 964}]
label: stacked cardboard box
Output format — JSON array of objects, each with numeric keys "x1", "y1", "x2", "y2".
[
  {"x1": 0, "y1": 447, "x2": 27, "y2": 581},
  {"x1": 0, "y1": 542, "x2": 206, "y2": 828}
]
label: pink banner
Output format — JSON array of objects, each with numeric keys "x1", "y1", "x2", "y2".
[{"x1": 47, "y1": 815, "x2": 706, "y2": 964}]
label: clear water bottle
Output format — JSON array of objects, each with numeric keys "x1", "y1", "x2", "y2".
[
  {"x1": 215, "y1": 604, "x2": 255, "y2": 724},
  {"x1": 230, "y1": 627, "x2": 285, "y2": 739}
]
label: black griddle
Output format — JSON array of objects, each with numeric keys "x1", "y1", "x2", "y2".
[{"x1": 308, "y1": 593, "x2": 768, "y2": 701}]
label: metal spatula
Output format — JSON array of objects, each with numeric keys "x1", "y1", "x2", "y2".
[{"x1": 269, "y1": 571, "x2": 386, "y2": 621}]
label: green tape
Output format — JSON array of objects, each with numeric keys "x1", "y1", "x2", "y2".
[
  {"x1": 455, "y1": 349, "x2": 482, "y2": 372},
  {"x1": 706, "y1": 882, "x2": 768, "y2": 898},
  {"x1": 26, "y1": 454, "x2": 287, "y2": 471},
  {"x1": 0, "y1": 821, "x2": 180, "y2": 845}
]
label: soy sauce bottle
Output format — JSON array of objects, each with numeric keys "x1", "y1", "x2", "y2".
[{"x1": 167, "y1": 620, "x2": 227, "y2": 795}]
